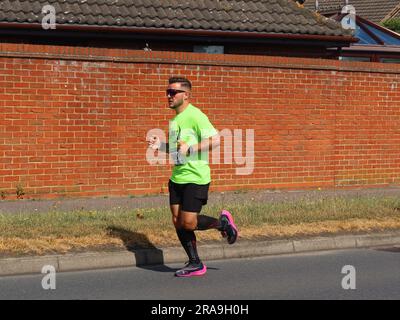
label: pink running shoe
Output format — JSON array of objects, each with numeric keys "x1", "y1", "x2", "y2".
[
  {"x1": 175, "y1": 261, "x2": 207, "y2": 277},
  {"x1": 220, "y1": 210, "x2": 238, "y2": 244}
]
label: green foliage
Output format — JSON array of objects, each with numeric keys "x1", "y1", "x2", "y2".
[{"x1": 382, "y1": 18, "x2": 400, "y2": 33}]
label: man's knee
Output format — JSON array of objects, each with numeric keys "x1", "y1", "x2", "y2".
[
  {"x1": 178, "y1": 213, "x2": 197, "y2": 231},
  {"x1": 182, "y1": 221, "x2": 196, "y2": 231}
]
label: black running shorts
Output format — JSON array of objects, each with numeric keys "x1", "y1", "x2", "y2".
[{"x1": 168, "y1": 180, "x2": 210, "y2": 213}]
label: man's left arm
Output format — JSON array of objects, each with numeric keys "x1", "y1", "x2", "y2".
[
  {"x1": 191, "y1": 133, "x2": 220, "y2": 155},
  {"x1": 178, "y1": 133, "x2": 220, "y2": 156}
]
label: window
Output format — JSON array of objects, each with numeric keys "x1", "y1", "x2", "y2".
[
  {"x1": 380, "y1": 58, "x2": 400, "y2": 64},
  {"x1": 339, "y1": 56, "x2": 371, "y2": 62},
  {"x1": 193, "y1": 45, "x2": 224, "y2": 54}
]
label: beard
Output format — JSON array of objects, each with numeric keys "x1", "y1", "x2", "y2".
[{"x1": 169, "y1": 97, "x2": 184, "y2": 109}]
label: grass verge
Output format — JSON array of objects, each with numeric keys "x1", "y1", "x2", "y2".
[{"x1": 1, "y1": 195, "x2": 400, "y2": 256}]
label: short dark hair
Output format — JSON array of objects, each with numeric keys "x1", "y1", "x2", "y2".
[{"x1": 168, "y1": 77, "x2": 192, "y2": 91}]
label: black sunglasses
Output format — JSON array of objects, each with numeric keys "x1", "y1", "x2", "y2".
[{"x1": 166, "y1": 89, "x2": 187, "y2": 97}]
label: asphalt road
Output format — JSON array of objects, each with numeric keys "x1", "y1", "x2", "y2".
[{"x1": 0, "y1": 247, "x2": 399, "y2": 300}]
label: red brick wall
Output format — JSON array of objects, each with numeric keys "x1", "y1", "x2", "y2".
[{"x1": 0, "y1": 43, "x2": 399, "y2": 199}]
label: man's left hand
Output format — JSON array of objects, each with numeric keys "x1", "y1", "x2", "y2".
[{"x1": 177, "y1": 140, "x2": 189, "y2": 156}]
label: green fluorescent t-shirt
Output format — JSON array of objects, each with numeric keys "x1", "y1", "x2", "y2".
[{"x1": 169, "y1": 104, "x2": 218, "y2": 185}]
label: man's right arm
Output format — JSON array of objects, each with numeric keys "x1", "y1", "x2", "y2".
[
  {"x1": 148, "y1": 136, "x2": 169, "y2": 153},
  {"x1": 158, "y1": 142, "x2": 169, "y2": 153}
]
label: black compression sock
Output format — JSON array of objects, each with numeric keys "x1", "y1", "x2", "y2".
[
  {"x1": 196, "y1": 215, "x2": 221, "y2": 230},
  {"x1": 176, "y1": 228, "x2": 201, "y2": 264}
]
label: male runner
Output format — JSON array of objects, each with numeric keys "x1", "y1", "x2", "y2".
[{"x1": 148, "y1": 77, "x2": 238, "y2": 277}]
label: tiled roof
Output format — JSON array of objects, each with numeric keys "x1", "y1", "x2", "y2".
[
  {"x1": 304, "y1": 0, "x2": 400, "y2": 23},
  {"x1": 383, "y1": 3, "x2": 400, "y2": 21},
  {"x1": 0, "y1": 0, "x2": 352, "y2": 37}
]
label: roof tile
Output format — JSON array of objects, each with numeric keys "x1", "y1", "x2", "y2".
[
  {"x1": 0, "y1": 0, "x2": 352, "y2": 37},
  {"x1": 304, "y1": 0, "x2": 400, "y2": 23}
]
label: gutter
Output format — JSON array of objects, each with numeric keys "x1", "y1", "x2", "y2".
[
  {"x1": 341, "y1": 44, "x2": 400, "y2": 53},
  {"x1": 0, "y1": 22, "x2": 358, "y2": 44}
]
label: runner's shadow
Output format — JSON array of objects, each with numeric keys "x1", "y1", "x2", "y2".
[{"x1": 106, "y1": 226, "x2": 177, "y2": 272}]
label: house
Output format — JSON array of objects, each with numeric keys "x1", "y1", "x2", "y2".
[
  {"x1": 304, "y1": 0, "x2": 400, "y2": 62},
  {"x1": 304, "y1": 0, "x2": 400, "y2": 24},
  {"x1": 338, "y1": 15, "x2": 400, "y2": 63},
  {"x1": 0, "y1": 0, "x2": 356, "y2": 59}
]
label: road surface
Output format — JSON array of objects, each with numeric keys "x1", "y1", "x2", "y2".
[{"x1": 0, "y1": 247, "x2": 399, "y2": 300}]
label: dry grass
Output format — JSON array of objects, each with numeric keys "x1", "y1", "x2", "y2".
[
  {"x1": 1, "y1": 217, "x2": 400, "y2": 257},
  {"x1": 1, "y1": 195, "x2": 400, "y2": 256}
]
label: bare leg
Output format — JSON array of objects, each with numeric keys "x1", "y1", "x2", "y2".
[{"x1": 169, "y1": 204, "x2": 180, "y2": 229}]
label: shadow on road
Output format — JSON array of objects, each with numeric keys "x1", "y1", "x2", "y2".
[
  {"x1": 375, "y1": 246, "x2": 400, "y2": 253},
  {"x1": 106, "y1": 226, "x2": 177, "y2": 273}
]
